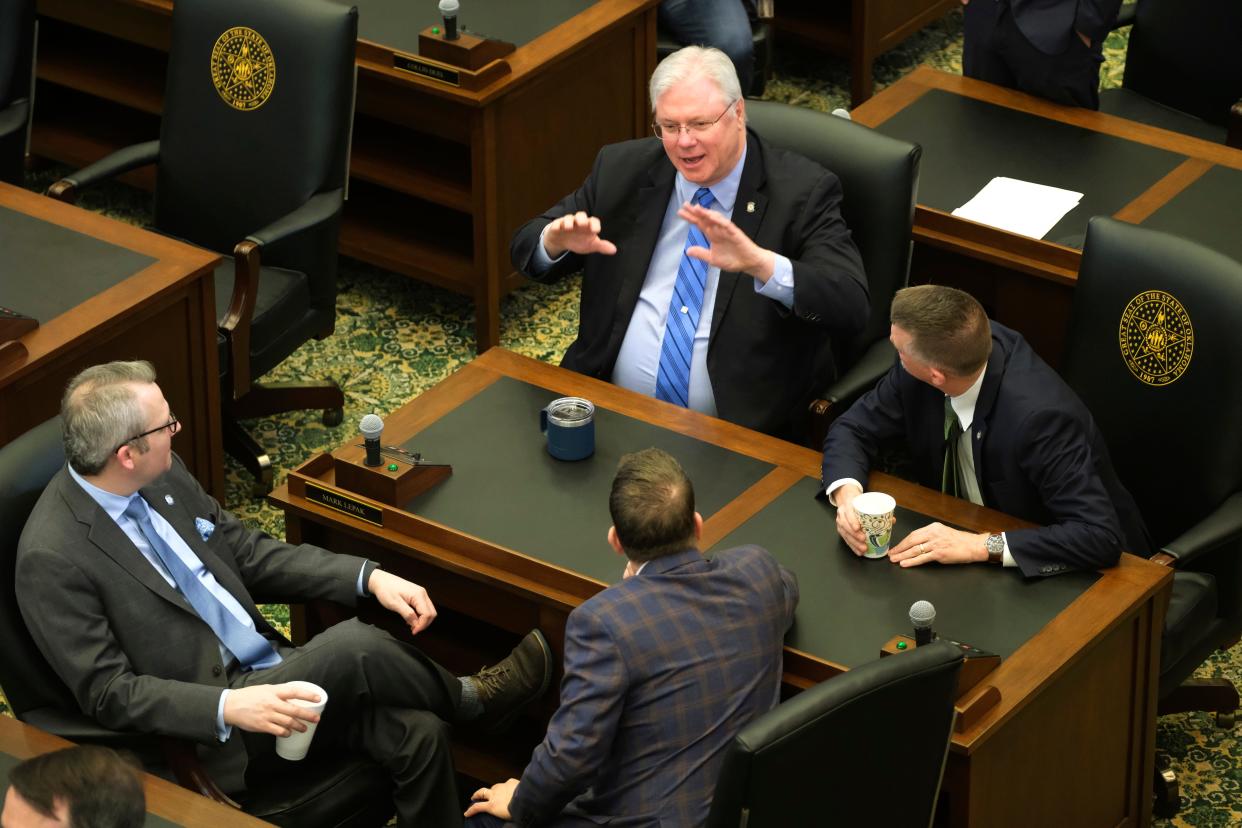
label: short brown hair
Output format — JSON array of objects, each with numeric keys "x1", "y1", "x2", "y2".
[
  {"x1": 608, "y1": 448, "x2": 696, "y2": 563},
  {"x1": 890, "y1": 285, "x2": 992, "y2": 377},
  {"x1": 61, "y1": 360, "x2": 158, "y2": 475},
  {"x1": 8, "y1": 745, "x2": 145, "y2": 828}
]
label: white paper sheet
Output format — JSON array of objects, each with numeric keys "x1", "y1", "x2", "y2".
[{"x1": 952, "y1": 177, "x2": 1084, "y2": 240}]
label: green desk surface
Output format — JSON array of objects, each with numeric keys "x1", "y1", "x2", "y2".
[
  {"x1": 1141, "y1": 165, "x2": 1242, "y2": 265},
  {"x1": 874, "y1": 89, "x2": 1187, "y2": 248},
  {"x1": 0, "y1": 752, "x2": 177, "y2": 828},
  {"x1": 711, "y1": 478, "x2": 1099, "y2": 668},
  {"x1": 0, "y1": 206, "x2": 155, "y2": 323},
  {"x1": 345, "y1": 0, "x2": 594, "y2": 54},
  {"x1": 400, "y1": 377, "x2": 773, "y2": 585}
]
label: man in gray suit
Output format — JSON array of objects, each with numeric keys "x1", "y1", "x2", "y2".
[{"x1": 16, "y1": 360, "x2": 552, "y2": 827}]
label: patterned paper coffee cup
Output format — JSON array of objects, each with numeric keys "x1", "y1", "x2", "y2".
[{"x1": 853, "y1": 492, "x2": 896, "y2": 559}]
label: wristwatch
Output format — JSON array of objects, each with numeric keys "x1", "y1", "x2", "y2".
[{"x1": 986, "y1": 533, "x2": 1004, "y2": 565}]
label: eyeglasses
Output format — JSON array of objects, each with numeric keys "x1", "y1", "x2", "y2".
[
  {"x1": 652, "y1": 100, "x2": 738, "y2": 139},
  {"x1": 114, "y1": 414, "x2": 180, "y2": 454}
]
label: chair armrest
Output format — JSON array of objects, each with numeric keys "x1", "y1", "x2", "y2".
[
  {"x1": 1112, "y1": 1, "x2": 1136, "y2": 29},
  {"x1": 810, "y1": 339, "x2": 894, "y2": 417},
  {"x1": 0, "y1": 100, "x2": 29, "y2": 137},
  {"x1": 219, "y1": 189, "x2": 344, "y2": 400},
  {"x1": 1159, "y1": 491, "x2": 1242, "y2": 568},
  {"x1": 1227, "y1": 100, "x2": 1241, "y2": 150},
  {"x1": 246, "y1": 189, "x2": 343, "y2": 249},
  {"x1": 21, "y1": 706, "x2": 151, "y2": 746},
  {"x1": 21, "y1": 707, "x2": 240, "y2": 808},
  {"x1": 47, "y1": 140, "x2": 161, "y2": 204}
]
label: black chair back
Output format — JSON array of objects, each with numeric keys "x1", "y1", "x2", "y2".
[
  {"x1": 0, "y1": 417, "x2": 82, "y2": 718},
  {"x1": 706, "y1": 640, "x2": 962, "y2": 828},
  {"x1": 154, "y1": 0, "x2": 357, "y2": 307},
  {"x1": 1064, "y1": 218, "x2": 1242, "y2": 549},
  {"x1": 745, "y1": 101, "x2": 920, "y2": 372},
  {"x1": 0, "y1": 0, "x2": 36, "y2": 183},
  {"x1": 1124, "y1": 0, "x2": 1242, "y2": 127}
]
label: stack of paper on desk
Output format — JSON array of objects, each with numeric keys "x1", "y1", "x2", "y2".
[{"x1": 952, "y1": 177, "x2": 1083, "y2": 240}]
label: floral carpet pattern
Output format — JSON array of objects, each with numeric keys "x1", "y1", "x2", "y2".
[{"x1": 6, "y1": 7, "x2": 1238, "y2": 825}]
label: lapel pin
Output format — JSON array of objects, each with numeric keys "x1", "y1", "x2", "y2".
[
  {"x1": 746, "y1": 201, "x2": 755, "y2": 213},
  {"x1": 165, "y1": 494, "x2": 175, "y2": 505}
]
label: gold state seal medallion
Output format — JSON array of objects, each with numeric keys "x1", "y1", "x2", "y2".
[
  {"x1": 210, "y1": 27, "x2": 276, "y2": 111},
  {"x1": 1118, "y1": 290, "x2": 1193, "y2": 386}
]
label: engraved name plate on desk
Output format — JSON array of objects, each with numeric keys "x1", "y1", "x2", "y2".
[
  {"x1": 304, "y1": 480, "x2": 384, "y2": 527},
  {"x1": 393, "y1": 53, "x2": 461, "y2": 86}
]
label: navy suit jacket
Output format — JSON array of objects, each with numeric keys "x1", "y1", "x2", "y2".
[
  {"x1": 510, "y1": 129, "x2": 867, "y2": 437},
  {"x1": 507, "y1": 546, "x2": 798, "y2": 827},
  {"x1": 1009, "y1": 0, "x2": 1124, "y2": 54},
  {"x1": 822, "y1": 323, "x2": 1151, "y2": 577}
]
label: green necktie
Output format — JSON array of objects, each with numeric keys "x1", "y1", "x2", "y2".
[{"x1": 942, "y1": 396, "x2": 963, "y2": 498}]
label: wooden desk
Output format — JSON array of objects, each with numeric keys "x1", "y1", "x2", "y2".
[
  {"x1": 0, "y1": 183, "x2": 223, "y2": 499},
  {"x1": 773, "y1": 0, "x2": 960, "y2": 106},
  {"x1": 270, "y1": 348, "x2": 1171, "y2": 828},
  {"x1": 0, "y1": 715, "x2": 271, "y2": 827},
  {"x1": 31, "y1": 0, "x2": 659, "y2": 351},
  {"x1": 852, "y1": 66, "x2": 1242, "y2": 366}
]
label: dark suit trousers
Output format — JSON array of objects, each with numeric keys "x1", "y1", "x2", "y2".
[
  {"x1": 236, "y1": 619, "x2": 463, "y2": 827},
  {"x1": 963, "y1": 0, "x2": 1106, "y2": 109}
]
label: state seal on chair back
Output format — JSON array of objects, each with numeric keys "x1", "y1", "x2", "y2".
[{"x1": 1064, "y1": 216, "x2": 1242, "y2": 815}]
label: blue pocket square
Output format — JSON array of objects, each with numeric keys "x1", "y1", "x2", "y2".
[{"x1": 194, "y1": 517, "x2": 215, "y2": 541}]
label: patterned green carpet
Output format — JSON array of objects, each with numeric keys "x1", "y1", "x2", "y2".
[{"x1": 8, "y1": 8, "x2": 1239, "y2": 825}]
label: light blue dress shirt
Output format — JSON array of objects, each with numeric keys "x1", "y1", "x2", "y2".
[{"x1": 533, "y1": 146, "x2": 795, "y2": 415}]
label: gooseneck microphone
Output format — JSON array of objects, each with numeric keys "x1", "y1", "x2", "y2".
[
  {"x1": 360, "y1": 414, "x2": 384, "y2": 467},
  {"x1": 439, "y1": 0, "x2": 459, "y2": 40},
  {"x1": 910, "y1": 600, "x2": 936, "y2": 646}
]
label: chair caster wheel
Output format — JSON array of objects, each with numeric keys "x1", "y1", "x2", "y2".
[
  {"x1": 322, "y1": 408, "x2": 344, "y2": 427},
  {"x1": 1153, "y1": 767, "x2": 1179, "y2": 818},
  {"x1": 1216, "y1": 711, "x2": 1236, "y2": 729}
]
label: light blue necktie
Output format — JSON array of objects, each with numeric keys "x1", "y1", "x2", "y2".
[
  {"x1": 655, "y1": 187, "x2": 715, "y2": 407},
  {"x1": 124, "y1": 497, "x2": 281, "y2": 671}
]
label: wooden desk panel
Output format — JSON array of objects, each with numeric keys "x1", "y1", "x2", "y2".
[
  {"x1": 852, "y1": 67, "x2": 1242, "y2": 368},
  {"x1": 0, "y1": 715, "x2": 272, "y2": 827},
  {"x1": 773, "y1": 0, "x2": 960, "y2": 107},
  {"x1": 32, "y1": 0, "x2": 659, "y2": 351},
  {"x1": 0, "y1": 183, "x2": 223, "y2": 499},
  {"x1": 270, "y1": 348, "x2": 1171, "y2": 828}
]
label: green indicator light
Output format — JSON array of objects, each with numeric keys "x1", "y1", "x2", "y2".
[
  {"x1": 895, "y1": 641, "x2": 907, "y2": 650},
  {"x1": 388, "y1": 463, "x2": 399, "y2": 472},
  {"x1": 432, "y1": 26, "x2": 440, "y2": 34}
]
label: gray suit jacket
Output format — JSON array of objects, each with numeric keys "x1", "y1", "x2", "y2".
[{"x1": 16, "y1": 454, "x2": 369, "y2": 786}]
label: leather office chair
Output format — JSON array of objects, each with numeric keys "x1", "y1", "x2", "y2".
[
  {"x1": 706, "y1": 639, "x2": 962, "y2": 827},
  {"x1": 0, "y1": 0, "x2": 35, "y2": 184},
  {"x1": 0, "y1": 418, "x2": 394, "y2": 827},
  {"x1": 1102, "y1": 0, "x2": 1242, "y2": 148},
  {"x1": 745, "y1": 100, "x2": 921, "y2": 447},
  {"x1": 48, "y1": 0, "x2": 358, "y2": 494},
  {"x1": 656, "y1": 2, "x2": 773, "y2": 98},
  {"x1": 1063, "y1": 216, "x2": 1242, "y2": 816}
]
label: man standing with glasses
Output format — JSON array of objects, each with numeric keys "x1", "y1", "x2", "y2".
[
  {"x1": 16, "y1": 360, "x2": 553, "y2": 826},
  {"x1": 511, "y1": 46, "x2": 867, "y2": 439}
]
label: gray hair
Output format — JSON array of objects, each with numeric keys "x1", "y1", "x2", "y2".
[
  {"x1": 61, "y1": 361, "x2": 157, "y2": 475},
  {"x1": 648, "y1": 45, "x2": 742, "y2": 113}
]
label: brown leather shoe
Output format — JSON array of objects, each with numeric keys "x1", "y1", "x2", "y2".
[{"x1": 469, "y1": 629, "x2": 552, "y2": 733}]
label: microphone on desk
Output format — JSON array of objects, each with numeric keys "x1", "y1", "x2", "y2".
[
  {"x1": 910, "y1": 600, "x2": 936, "y2": 646},
  {"x1": 439, "y1": 0, "x2": 459, "y2": 40},
  {"x1": 360, "y1": 414, "x2": 384, "y2": 467}
]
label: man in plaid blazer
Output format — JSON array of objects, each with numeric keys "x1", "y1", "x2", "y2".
[{"x1": 466, "y1": 448, "x2": 799, "y2": 827}]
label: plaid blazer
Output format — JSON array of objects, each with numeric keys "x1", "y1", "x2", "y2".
[{"x1": 508, "y1": 545, "x2": 798, "y2": 827}]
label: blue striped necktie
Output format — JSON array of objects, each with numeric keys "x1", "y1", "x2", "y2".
[
  {"x1": 124, "y1": 497, "x2": 281, "y2": 671},
  {"x1": 655, "y1": 187, "x2": 714, "y2": 407}
]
